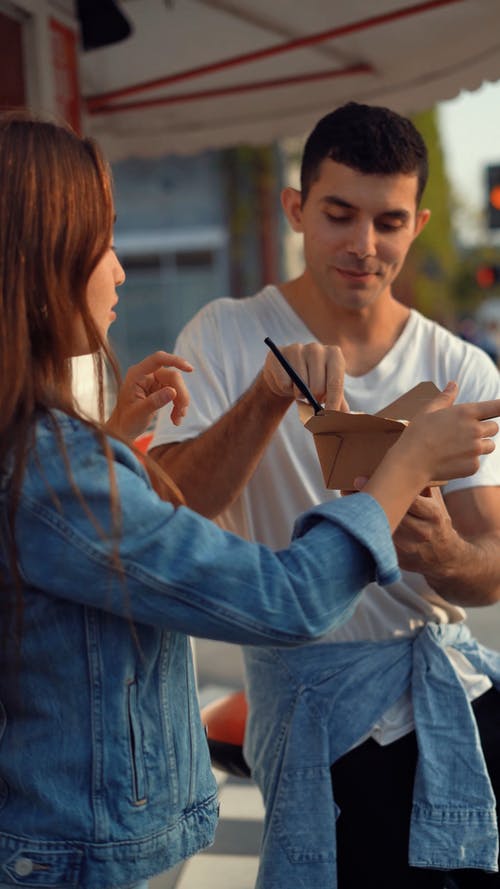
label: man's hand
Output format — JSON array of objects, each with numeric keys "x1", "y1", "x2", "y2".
[
  {"x1": 392, "y1": 483, "x2": 500, "y2": 606},
  {"x1": 262, "y1": 342, "x2": 349, "y2": 411},
  {"x1": 106, "y1": 351, "x2": 193, "y2": 441},
  {"x1": 393, "y1": 486, "x2": 460, "y2": 578}
]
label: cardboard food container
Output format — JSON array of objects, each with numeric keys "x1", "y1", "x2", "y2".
[{"x1": 298, "y1": 381, "x2": 441, "y2": 490}]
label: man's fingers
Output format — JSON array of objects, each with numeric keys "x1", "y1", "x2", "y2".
[
  {"x1": 263, "y1": 342, "x2": 346, "y2": 411},
  {"x1": 404, "y1": 490, "x2": 442, "y2": 519},
  {"x1": 288, "y1": 344, "x2": 327, "y2": 401},
  {"x1": 281, "y1": 343, "x2": 345, "y2": 407},
  {"x1": 324, "y1": 348, "x2": 345, "y2": 411}
]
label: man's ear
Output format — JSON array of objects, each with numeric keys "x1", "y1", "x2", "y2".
[
  {"x1": 281, "y1": 186, "x2": 304, "y2": 233},
  {"x1": 414, "y1": 207, "x2": 431, "y2": 239}
]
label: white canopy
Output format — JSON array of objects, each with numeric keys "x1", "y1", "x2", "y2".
[{"x1": 79, "y1": 0, "x2": 500, "y2": 160}]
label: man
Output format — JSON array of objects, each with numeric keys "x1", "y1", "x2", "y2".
[{"x1": 150, "y1": 103, "x2": 500, "y2": 888}]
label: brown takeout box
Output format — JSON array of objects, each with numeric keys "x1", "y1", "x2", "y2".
[{"x1": 298, "y1": 381, "x2": 441, "y2": 490}]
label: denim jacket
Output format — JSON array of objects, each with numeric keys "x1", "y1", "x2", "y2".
[
  {"x1": 0, "y1": 412, "x2": 400, "y2": 889},
  {"x1": 244, "y1": 623, "x2": 500, "y2": 889}
]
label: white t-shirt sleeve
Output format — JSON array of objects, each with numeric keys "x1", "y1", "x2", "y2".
[
  {"x1": 444, "y1": 344, "x2": 500, "y2": 494},
  {"x1": 151, "y1": 301, "x2": 234, "y2": 448}
]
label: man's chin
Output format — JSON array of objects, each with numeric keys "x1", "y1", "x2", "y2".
[{"x1": 330, "y1": 290, "x2": 381, "y2": 313}]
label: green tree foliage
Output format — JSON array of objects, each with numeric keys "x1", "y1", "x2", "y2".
[
  {"x1": 223, "y1": 145, "x2": 283, "y2": 297},
  {"x1": 393, "y1": 108, "x2": 458, "y2": 327}
]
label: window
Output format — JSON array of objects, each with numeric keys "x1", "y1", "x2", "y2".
[{"x1": 109, "y1": 233, "x2": 228, "y2": 370}]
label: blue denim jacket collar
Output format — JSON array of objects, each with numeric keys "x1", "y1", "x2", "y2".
[{"x1": 244, "y1": 623, "x2": 500, "y2": 889}]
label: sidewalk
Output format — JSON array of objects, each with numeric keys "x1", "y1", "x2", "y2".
[
  {"x1": 151, "y1": 771, "x2": 264, "y2": 889},
  {"x1": 151, "y1": 679, "x2": 264, "y2": 889}
]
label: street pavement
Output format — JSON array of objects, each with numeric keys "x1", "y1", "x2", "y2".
[
  {"x1": 464, "y1": 603, "x2": 500, "y2": 651},
  {"x1": 151, "y1": 658, "x2": 261, "y2": 889},
  {"x1": 151, "y1": 771, "x2": 263, "y2": 889}
]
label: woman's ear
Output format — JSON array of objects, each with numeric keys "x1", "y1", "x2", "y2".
[{"x1": 281, "y1": 186, "x2": 304, "y2": 233}]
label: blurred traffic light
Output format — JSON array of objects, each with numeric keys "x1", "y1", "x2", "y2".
[
  {"x1": 475, "y1": 264, "x2": 500, "y2": 288},
  {"x1": 486, "y1": 165, "x2": 500, "y2": 229}
]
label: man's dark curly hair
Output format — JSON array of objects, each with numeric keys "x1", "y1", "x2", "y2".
[{"x1": 300, "y1": 102, "x2": 428, "y2": 205}]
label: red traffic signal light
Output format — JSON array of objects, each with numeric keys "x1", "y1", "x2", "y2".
[
  {"x1": 476, "y1": 264, "x2": 500, "y2": 288},
  {"x1": 490, "y1": 185, "x2": 500, "y2": 212},
  {"x1": 486, "y1": 165, "x2": 500, "y2": 229}
]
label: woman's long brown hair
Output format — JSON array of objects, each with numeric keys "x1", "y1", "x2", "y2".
[{"x1": 0, "y1": 111, "x2": 181, "y2": 646}]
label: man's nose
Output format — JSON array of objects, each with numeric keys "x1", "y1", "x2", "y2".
[{"x1": 347, "y1": 222, "x2": 376, "y2": 258}]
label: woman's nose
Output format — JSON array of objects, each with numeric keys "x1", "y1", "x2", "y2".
[{"x1": 115, "y1": 257, "x2": 126, "y2": 286}]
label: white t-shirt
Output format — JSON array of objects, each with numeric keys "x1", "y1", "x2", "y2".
[{"x1": 152, "y1": 285, "x2": 500, "y2": 743}]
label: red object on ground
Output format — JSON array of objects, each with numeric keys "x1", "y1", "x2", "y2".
[
  {"x1": 200, "y1": 690, "x2": 250, "y2": 777},
  {"x1": 134, "y1": 432, "x2": 154, "y2": 453},
  {"x1": 201, "y1": 690, "x2": 248, "y2": 745}
]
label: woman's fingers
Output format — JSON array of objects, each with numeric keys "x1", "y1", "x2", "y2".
[
  {"x1": 129, "y1": 350, "x2": 193, "y2": 377},
  {"x1": 152, "y1": 367, "x2": 190, "y2": 424},
  {"x1": 466, "y1": 399, "x2": 500, "y2": 422},
  {"x1": 107, "y1": 350, "x2": 194, "y2": 439}
]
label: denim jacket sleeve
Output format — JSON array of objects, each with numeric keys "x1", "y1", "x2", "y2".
[{"x1": 15, "y1": 414, "x2": 400, "y2": 646}]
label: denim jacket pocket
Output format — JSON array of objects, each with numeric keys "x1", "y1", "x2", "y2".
[
  {"x1": 0, "y1": 700, "x2": 7, "y2": 812},
  {"x1": 126, "y1": 679, "x2": 148, "y2": 806},
  {"x1": 272, "y1": 765, "x2": 337, "y2": 863},
  {"x1": 1, "y1": 846, "x2": 83, "y2": 887}
]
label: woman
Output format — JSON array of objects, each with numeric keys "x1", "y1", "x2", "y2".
[{"x1": 0, "y1": 112, "x2": 497, "y2": 889}]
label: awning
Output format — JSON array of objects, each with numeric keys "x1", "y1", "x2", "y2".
[{"x1": 79, "y1": 0, "x2": 500, "y2": 160}]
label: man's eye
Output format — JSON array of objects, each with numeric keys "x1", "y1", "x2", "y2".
[
  {"x1": 325, "y1": 214, "x2": 350, "y2": 224},
  {"x1": 377, "y1": 219, "x2": 405, "y2": 232}
]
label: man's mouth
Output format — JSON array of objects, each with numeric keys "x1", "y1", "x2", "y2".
[{"x1": 335, "y1": 266, "x2": 379, "y2": 279}]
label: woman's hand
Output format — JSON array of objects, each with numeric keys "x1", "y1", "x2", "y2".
[
  {"x1": 105, "y1": 351, "x2": 193, "y2": 441},
  {"x1": 362, "y1": 383, "x2": 500, "y2": 532},
  {"x1": 400, "y1": 382, "x2": 500, "y2": 484}
]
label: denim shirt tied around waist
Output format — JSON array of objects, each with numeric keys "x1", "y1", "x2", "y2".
[
  {"x1": 0, "y1": 412, "x2": 402, "y2": 889},
  {"x1": 244, "y1": 622, "x2": 500, "y2": 889}
]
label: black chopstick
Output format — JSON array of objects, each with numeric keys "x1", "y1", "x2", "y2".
[{"x1": 264, "y1": 337, "x2": 323, "y2": 414}]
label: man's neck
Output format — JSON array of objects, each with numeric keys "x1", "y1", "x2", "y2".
[{"x1": 279, "y1": 274, "x2": 411, "y2": 377}]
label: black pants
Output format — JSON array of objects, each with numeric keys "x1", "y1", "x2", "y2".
[{"x1": 331, "y1": 687, "x2": 500, "y2": 889}]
